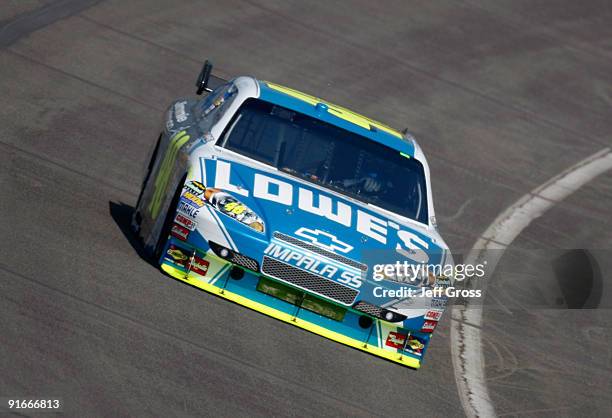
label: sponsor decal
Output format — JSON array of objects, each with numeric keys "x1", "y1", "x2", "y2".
[
  {"x1": 435, "y1": 277, "x2": 451, "y2": 288},
  {"x1": 295, "y1": 227, "x2": 353, "y2": 253},
  {"x1": 179, "y1": 196, "x2": 199, "y2": 209},
  {"x1": 171, "y1": 224, "x2": 189, "y2": 241},
  {"x1": 174, "y1": 101, "x2": 188, "y2": 122},
  {"x1": 177, "y1": 200, "x2": 200, "y2": 218},
  {"x1": 183, "y1": 184, "x2": 201, "y2": 196},
  {"x1": 385, "y1": 331, "x2": 407, "y2": 349},
  {"x1": 213, "y1": 160, "x2": 438, "y2": 263},
  {"x1": 385, "y1": 332, "x2": 426, "y2": 356},
  {"x1": 174, "y1": 213, "x2": 196, "y2": 231},
  {"x1": 164, "y1": 244, "x2": 207, "y2": 276},
  {"x1": 202, "y1": 88, "x2": 236, "y2": 116},
  {"x1": 183, "y1": 181, "x2": 205, "y2": 197},
  {"x1": 222, "y1": 201, "x2": 248, "y2": 216},
  {"x1": 183, "y1": 191, "x2": 205, "y2": 207},
  {"x1": 264, "y1": 242, "x2": 362, "y2": 288},
  {"x1": 421, "y1": 320, "x2": 437, "y2": 333},
  {"x1": 189, "y1": 180, "x2": 206, "y2": 193},
  {"x1": 431, "y1": 298, "x2": 447, "y2": 309},
  {"x1": 190, "y1": 255, "x2": 210, "y2": 276},
  {"x1": 206, "y1": 189, "x2": 265, "y2": 232},
  {"x1": 424, "y1": 310, "x2": 443, "y2": 321},
  {"x1": 165, "y1": 244, "x2": 190, "y2": 267},
  {"x1": 405, "y1": 335, "x2": 425, "y2": 356}
]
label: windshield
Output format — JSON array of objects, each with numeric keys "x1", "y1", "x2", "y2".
[{"x1": 219, "y1": 98, "x2": 429, "y2": 224}]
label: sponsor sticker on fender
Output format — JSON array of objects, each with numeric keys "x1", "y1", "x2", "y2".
[
  {"x1": 385, "y1": 332, "x2": 426, "y2": 356},
  {"x1": 178, "y1": 200, "x2": 199, "y2": 217},
  {"x1": 421, "y1": 320, "x2": 437, "y2": 333},
  {"x1": 405, "y1": 335, "x2": 425, "y2": 356},
  {"x1": 171, "y1": 224, "x2": 189, "y2": 241},
  {"x1": 431, "y1": 298, "x2": 447, "y2": 309},
  {"x1": 425, "y1": 310, "x2": 443, "y2": 321},
  {"x1": 174, "y1": 213, "x2": 196, "y2": 231},
  {"x1": 183, "y1": 181, "x2": 205, "y2": 197},
  {"x1": 188, "y1": 180, "x2": 206, "y2": 194},
  {"x1": 385, "y1": 331, "x2": 407, "y2": 349},
  {"x1": 190, "y1": 256, "x2": 210, "y2": 276},
  {"x1": 183, "y1": 192, "x2": 205, "y2": 207},
  {"x1": 165, "y1": 244, "x2": 190, "y2": 267}
]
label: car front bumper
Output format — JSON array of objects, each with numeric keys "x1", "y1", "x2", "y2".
[{"x1": 160, "y1": 238, "x2": 428, "y2": 369}]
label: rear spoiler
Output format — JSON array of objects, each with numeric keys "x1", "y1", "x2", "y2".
[{"x1": 195, "y1": 60, "x2": 228, "y2": 95}]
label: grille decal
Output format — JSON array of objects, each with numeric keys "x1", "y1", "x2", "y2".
[
  {"x1": 273, "y1": 232, "x2": 367, "y2": 271},
  {"x1": 261, "y1": 256, "x2": 359, "y2": 306}
]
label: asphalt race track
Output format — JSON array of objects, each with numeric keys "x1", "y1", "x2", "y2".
[{"x1": 1, "y1": 1, "x2": 611, "y2": 416}]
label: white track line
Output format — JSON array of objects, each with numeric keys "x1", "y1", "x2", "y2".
[{"x1": 451, "y1": 148, "x2": 612, "y2": 418}]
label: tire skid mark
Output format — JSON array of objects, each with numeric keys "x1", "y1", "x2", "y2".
[{"x1": 0, "y1": 0, "x2": 103, "y2": 48}]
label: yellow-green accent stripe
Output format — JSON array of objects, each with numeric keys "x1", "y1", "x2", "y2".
[
  {"x1": 265, "y1": 82, "x2": 403, "y2": 139},
  {"x1": 161, "y1": 263, "x2": 421, "y2": 369},
  {"x1": 148, "y1": 131, "x2": 190, "y2": 218}
]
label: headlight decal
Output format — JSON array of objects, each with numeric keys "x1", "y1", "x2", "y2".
[
  {"x1": 207, "y1": 189, "x2": 265, "y2": 233},
  {"x1": 183, "y1": 180, "x2": 265, "y2": 233}
]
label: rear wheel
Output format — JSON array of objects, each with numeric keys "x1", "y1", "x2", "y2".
[{"x1": 153, "y1": 175, "x2": 186, "y2": 262}]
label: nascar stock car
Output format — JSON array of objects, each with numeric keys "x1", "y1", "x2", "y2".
[{"x1": 132, "y1": 61, "x2": 453, "y2": 368}]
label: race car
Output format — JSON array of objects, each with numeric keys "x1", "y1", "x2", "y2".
[{"x1": 132, "y1": 61, "x2": 453, "y2": 369}]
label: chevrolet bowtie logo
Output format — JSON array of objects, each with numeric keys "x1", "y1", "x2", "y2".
[{"x1": 294, "y1": 227, "x2": 354, "y2": 253}]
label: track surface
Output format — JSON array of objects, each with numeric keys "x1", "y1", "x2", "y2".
[{"x1": 1, "y1": 1, "x2": 611, "y2": 416}]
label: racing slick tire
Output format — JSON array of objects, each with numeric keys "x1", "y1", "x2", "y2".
[
  {"x1": 135, "y1": 133, "x2": 162, "y2": 212},
  {"x1": 133, "y1": 133, "x2": 162, "y2": 235},
  {"x1": 153, "y1": 175, "x2": 186, "y2": 262}
]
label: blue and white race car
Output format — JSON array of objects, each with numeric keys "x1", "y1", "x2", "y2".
[{"x1": 132, "y1": 62, "x2": 453, "y2": 368}]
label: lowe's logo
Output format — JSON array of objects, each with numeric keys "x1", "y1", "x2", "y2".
[
  {"x1": 295, "y1": 227, "x2": 353, "y2": 253},
  {"x1": 213, "y1": 160, "x2": 432, "y2": 262}
]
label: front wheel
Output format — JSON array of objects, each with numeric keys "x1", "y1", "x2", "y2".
[
  {"x1": 136, "y1": 134, "x2": 162, "y2": 206},
  {"x1": 133, "y1": 133, "x2": 162, "y2": 233},
  {"x1": 153, "y1": 175, "x2": 186, "y2": 262}
]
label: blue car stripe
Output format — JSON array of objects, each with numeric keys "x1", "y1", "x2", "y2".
[
  {"x1": 199, "y1": 157, "x2": 207, "y2": 185},
  {"x1": 206, "y1": 206, "x2": 238, "y2": 251}
]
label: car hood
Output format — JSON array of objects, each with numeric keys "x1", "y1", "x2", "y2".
[
  {"x1": 187, "y1": 153, "x2": 452, "y2": 313},
  {"x1": 196, "y1": 154, "x2": 448, "y2": 266}
]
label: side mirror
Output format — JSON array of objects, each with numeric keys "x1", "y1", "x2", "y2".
[{"x1": 196, "y1": 60, "x2": 213, "y2": 95}]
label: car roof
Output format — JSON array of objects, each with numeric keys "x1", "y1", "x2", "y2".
[{"x1": 255, "y1": 79, "x2": 416, "y2": 157}]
